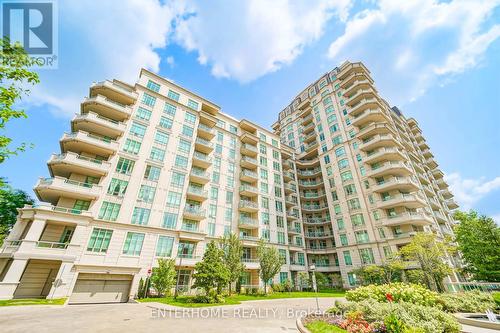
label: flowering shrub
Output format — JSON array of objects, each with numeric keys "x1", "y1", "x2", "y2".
[
  {"x1": 438, "y1": 290, "x2": 497, "y2": 313},
  {"x1": 346, "y1": 283, "x2": 439, "y2": 307}
]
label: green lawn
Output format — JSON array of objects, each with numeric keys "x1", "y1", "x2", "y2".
[
  {"x1": 0, "y1": 298, "x2": 66, "y2": 307},
  {"x1": 305, "y1": 320, "x2": 347, "y2": 333},
  {"x1": 139, "y1": 290, "x2": 345, "y2": 308}
]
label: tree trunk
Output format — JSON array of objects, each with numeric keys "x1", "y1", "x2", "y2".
[{"x1": 264, "y1": 282, "x2": 267, "y2": 294}]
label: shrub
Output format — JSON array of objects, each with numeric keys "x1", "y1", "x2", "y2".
[
  {"x1": 330, "y1": 300, "x2": 460, "y2": 333},
  {"x1": 271, "y1": 282, "x2": 284, "y2": 293},
  {"x1": 282, "y1": 279, "x2": 294, "y2": 292},
  {"x1": 192, "y1": 290, "x2": 225, "y2": 304},
  {"x1": 438, "y1": 290, "x2": 497, "y2": 313},
  {"x1": 346, "y1": 283, "x2": 439, "y2": 307}
]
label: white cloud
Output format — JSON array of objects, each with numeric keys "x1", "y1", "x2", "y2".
[
  {"x1": 174, "y1": 0, "x2": 352, "y2": 82},
  {"x1": 326, "y1": 0, "x2": 500, "y2": 105},
  {"x1": 445, "y1": 172, "x2": 500, "y2": 210}
]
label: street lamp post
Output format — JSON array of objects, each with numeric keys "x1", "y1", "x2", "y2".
[
  {"x1": 310, "y1": 264, "x2": 320, "y2": 313},
  {"x1": 174, "y1": 245, "x2": 188, "y2": 299}
]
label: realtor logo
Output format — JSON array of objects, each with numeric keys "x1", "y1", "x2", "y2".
[{"x1": 1, "y1": 0, "x2": 58, "y2": 68}]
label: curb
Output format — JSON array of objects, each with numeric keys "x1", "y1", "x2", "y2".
[{"x1": 296, "y1": 315, "x2": 311, "y2": 333}]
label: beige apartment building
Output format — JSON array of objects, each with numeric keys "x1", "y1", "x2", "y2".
[{"x1": 0, "y1": 61, "x2": 459, "y2": 303}]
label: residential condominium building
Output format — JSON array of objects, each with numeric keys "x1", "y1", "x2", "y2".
[{"x1": 0, "y1": 61, "x2": 459, "y2": 303}]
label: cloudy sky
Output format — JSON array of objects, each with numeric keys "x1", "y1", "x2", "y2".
[{"x1": 1, "y1": 0, "x2": 499, "y2": 221}]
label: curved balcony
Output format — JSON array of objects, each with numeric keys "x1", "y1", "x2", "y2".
[
  {"x1": 60, "y1": 131, "x2": 118, "y2": 156},
  {"x1": 72, "y1": 111, "x2": 126, "y2": 138},
  {"x1": 302, "y1": 122, "x2": 315, "y2": 134},
  {"x1": 300, "y1": 191, "x2": 326, "y2": 199},
  {"x1": 305, "y1": 246, "x2": 337, "y2": 254},
  {"x1": 298, "y1": 179, "x2": 324, "y2": 189},
  {"x1": 284, "y1": 183, "x2": 297, "y2": 194},
  {"x1": 305, "y1": 231, "x2": 334, "y2": 238},
  {"x1": 366, "y1": 161, "x2": 412, "y2": 178},
  {"x1": 285, "y1": 195, "x2": 298, "y2": 207},
  {"x1": 357, "y1": 123, "x2": 394, "y2": 140},
  {"x1": 359, "y1": 134, "x2": 400, "y2": 151},
  {"x1": 445, "y1": 198, "x2": 459, "y2": 210},
  {"x1": 287, "y1": 226, "x2": 302, "y2": 235},
  {"x1": 432, "y1": 169, "x2": 444, "y2": 179},
  {"x1": 183, "y1": 206, "x2": 206, "y2": 221},
  {"x1": 286, "y1": 211, "x2": 300, "y2": 221},
  {"x1": 81, "y1": 94, "x2": 132, "y2": 121},
  {"x1": 241, "y1": 143, "x2": 258, "y2": 157},
  {"x1": 349, "y1": 97, "x2": 383, "y2": 117},
  {"x1": 239, "y1": 184, "x2": 259, "y2": 197},
  {"x1": 297, "y1": 168, "x2": 322, "y2": 178},
  {"x1": 346, "y1": 88, "x2": 377, "y2": 107},
  {"x1": 352, "y1": 108, "x2": 388, "y2": 127},
  {"x1": 302, "y1": 114, "x2": 314, "y2": 126},
  {"x1": 240, "y1": 169, "x2": 258, "y2": 182},
  {"x1": 283, "y1": 171, "x2": 295, "y2": 182},
  {"x1": 376, "y1": 193, "x2": 426, "y2": 209},
  {"x1": 48, "y1": 152, "x2": 110, "y2": 178},
  {"x1": 343, "y1": 75, "x2": 372, "y2": 97},
  {"x1": 189, "y1": 168, "x2": 210, "y2": 184},
  {"x1": 90, "y1": 80, "x2": 138, "y2": 105},
  {"x1": 240, "y1": 156, "x2": 258, "y2": 169},
  {"x1": 383, "y1": 211, "x2": 433, "y2": 227},
  {"x1": 340, "y1": 69, "x2": 373, "y2": 88},
  {"x1": 240, "y1": 132, "x2": 259, "y2": 145},
  {"x1": 303, "y1": 130, "x2": 316, "y2": 143},
  {"x1": 192, "y1": 151, "x2": 212, "y2": 168},
  {"x1": 197, "y1": 123, "x2": 216, "y2": 140},
  {"x1": 425, "y1": 157, "x2": 438, "y2": 169},
  {"x1": 301, "y1": 203, "x2": 329, "y2": 212},
  {"x1": 34, "y1": 176, "x2": 101, "y2": 204},
  {"x1": 364, "y1": 147, "x2": 405, "y2": 164},
  {"x1": 436, "y1": 178, "x2": 447, "y2": 190},
  {"x1": 238, "y1": 200, "x2": 259, "y2": 213},
  {"x1": 440, "y1": 189, "x2": 453, "y2": 199},
  {"x1": 303, "y1": 217, "x2": 331, "y2": 225},
  {"x1": 295, "y1": 158, "x2": 320, "y2": 168},
  {"x1": 195, "y1": 137, "x2": 214, "y2": 154},
  {"x1": 371, "y1": 176, "x2": 420, "y2": 192},
  {"x1": 238, "y1": 217, "x2": 259, "y2": 229}
]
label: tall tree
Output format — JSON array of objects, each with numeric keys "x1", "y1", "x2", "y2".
[
  {"x1": 453, "y1": 210, "x2": 500, "y2": 282},
  {"x1": 0, "y1": 37, "x2": 40, "y2": 163},
  {"x1": 192, "y1": 241, "x2": 230, "y2": 296},
  {"x1": 219, "y1": 233, "x2": 244, "y2": 294},
  {"x1": 399, "y1": 232, "x2": 455, "y2": 292},
  {"x1": 257, "y1": 240, "x2": 282, "y2": 294},
  {"x1": 150, "y1": 258, "x2": 176, "y2": 297},
  {"x1": 0, "y1": 180, "x2": 34, "y2": 245}
]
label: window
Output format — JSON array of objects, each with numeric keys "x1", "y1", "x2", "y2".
[
  {"x1": 277, "y1": 216, "x2": 284, "y2": 228},
  {"x1": 167, "y1": 89, "x2": 180, "y2": 102},
  {"x1": 130, "y1": 122, "x2": 146, "y2": 138},
  {"x1": 261, "y1": 229, "x2": 270, "y2": 240},
  {"x1": 144, "y1": 165, "x2": 161, "y2": 181},
  {"x1": 185, "y1": 112, "x2": 197, "y2": 124},
  {"x1": 280, "y1": 272, "x2": 288, "y2": 283},
  {"x1": 212, "y1": 172, "x2": 220, "y2": 184},
  {"x1": 224, "y1": 208, "x2": 232, "y2": 221},
  {"x1": 146, "y1": 80, "x2": 160, "y2": 92},
  {"x1": 332, "y1": 135, "x2": 342, "y2": 145},
  {"x1": 344, "y1": 184, "x2": 357, "y2": 196},
  {"x1": 343, "y1": 251, "x2": 352, "y2": 265},
  {"x1": 178, "y1": 139, "x2": 191, "y2": 154},
  {"x1": 277, "y1": 232, "x2": 285, "y2": 244},
  {"x1": 226, "y1": 191, "x2": 233, "y2": 204},
  {"x1": 131, "y1": 207, "x2": 150, "y2": 225},
  {"x1": 162, "y1": 212, "x2": 178, "y2": 229},
  {"x1": 107, "y1": 178, "x2": 128, "y2": 196},
  {"x1": 261, "y1": 212, "x2": 270, "y2": 225},
  {"x1": 337, "y1": 218, "x2": 345, "y2": 230},
  {"x1": 175, "y1": 155, "x2": 188, "y2": 168},
  {"x1": 210, "y1": 187, "x2": 218, "y2": 200},
  {"x1": 98, "y1": 202, "x2": 121, "y2": 221},
  {"x1": 347, "y1": 273, "x2": 357, "y2": 286},
  {"x1": 229, "y1": 125, "x2": 238, "y2": 134},
  {"x1": 208, "y1": 223, "x2": 215, "y2": 236},
  {"x1": 166, "y1": 192, "x2": 182, "y2": 207},
  {"x1": 341, "y1": 171, "x2": 353, "y2": 182},
  {"x1": 272, "y1": 139, "x2": 278, "y2": 147},
  {"x1": 187, "y1": 99, "x2": 199, "y2": 110},
  {"x1": 355, "y1": 230, "x2": 370, "y2": 244},
  {"x1": 275, "y1": 201, "x2": 283, "y2": 213},
  {"x1": 154, "y1": 131, "x2": 169, "y2": 145},
  {"x1": 138, "y1": 185, "x2": 156, "y2": 203},
  {"x1": 359, "y1": 248, "x2": 375, "y2": 264},
  {"x1": 182, "y1": 125, "x2": 194, "y2": 137},
  {"x1": 136, "y1": 107, "x2": 152, "y2": 121},
  {"x1": 164, "y1": 102, "x2": 176, "y2": 116},
  {"x1": 123, "y1": 138, "x2": 141, "y2": 155},
  {"x1": 340, "y1": 234, "x2": 348, "y2": 246},
  {"x1": 156, "y1": 236, "x2": 174, "y2": 257},
  {"x1": 348, "y1": 198, "x2": 361, "y2": 211},
  {"x1": 351, "y1": 213, "x2": 365, "y2": 226},
  {"x1": 116, "y1": 157, "x2": 135, "y2": 175},
  {"x1": 338, "y1": 158, "x2": 349, "y2": 169},
  {"x1": 261, "y1": 197, "x2": 269, "y2": 209},
  {"x1": 157, "y1": 116, "x2": 172, "y2": 130},
  {"x1": 259, "y1": 144, "x2": 267, "y2": 154},
  {"x1": 123, "y1": 232, "x2": 145, "y2": 256},
  {"x1": 87, "y1": 228, "x2": 113, "y2": 253},
  {"x1": 150, "y1": 147, "x2": 165, "y2": 162},
  {"x1": 171, "y1": 172, "x2": 185, "y2": 188},
  {"x1": 334, "y1": 204, "x2": 341, "y2": 215},
  {"x1": 335, "y1": 146, "x2": 345, "y2": 157},
  {"x1": 73, "y1": 200, "x2": 90, "y2": 212},
  {"x1": 141, "y1": 93, "x2": 156, "y2": 107}
]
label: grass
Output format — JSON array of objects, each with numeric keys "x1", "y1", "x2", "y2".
[
  {"x1": 305, "y1": 320, "x2": 347, "y2": 333},
  {"x1": 0, "y1": 298, "x2": 66, "y2": 307},
  {"x1": 139, "y1": 290, "x2": 345, "y2": 308},
  {"x1": 493, "y1": 291, "x2": 500, "y2": 307}
]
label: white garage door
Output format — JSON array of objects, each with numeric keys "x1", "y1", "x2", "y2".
[{"x1": 69, "y1": 273, "x2": 132, "y2": 304}]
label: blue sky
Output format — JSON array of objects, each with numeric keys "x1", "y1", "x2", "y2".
[{"x1": 1, "y1": 0, "x2": 500, "y2": 221}]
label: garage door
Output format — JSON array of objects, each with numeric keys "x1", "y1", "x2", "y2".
[{"x1": 69, "y1": 273, "x2": 132, "y2": 304}]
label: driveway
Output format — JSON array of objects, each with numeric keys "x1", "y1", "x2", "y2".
[{"x1": 0, "y1": 297, "x2": 340, "y2": 333}]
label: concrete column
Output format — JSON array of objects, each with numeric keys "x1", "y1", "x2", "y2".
[
  {"x1": 46, "y1": 262, "x2": 76, "y2": 299},
  {"x1": 0, "y1": 259, "x2": 28, "y2": 299},
  {"x1": 24, "y1": 218, "x2": 47, "y2": 242}
]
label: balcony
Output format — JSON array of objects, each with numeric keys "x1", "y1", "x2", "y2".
[
  {"x1": 286, "y1": 211, "x2": 300, "y2": 221},
  {"x1": 60, "y1": 131, "x2": 119, "y2": 156},
  {"x1": 302, "y1": 203, "x2": 329, "y2": 212},
  {"x1": 238, "y1": 217, "x2": 259, "y2": 229},
  {"x1": 1, "y1": 239, "x2": 81, "y2": 261},
  {"x1": 90, "y1": 80, "x2": 138, "y2": 105},
  {"x1": 239, "y1": 184, "x2": 259, "y2": 197},
  {"x1": 352, "y1": 108, "x2": 388, "y2": 127},
  {"x1": 384, "y1": 211, "x2": 433, "y2": 227},
  {"x1": 440, "y1": 189, "x2": 453, "y2": 199},
  {"x1": 72, "y1": 111, "x2": 126, "y2": 138},
  {"x1": 436, "y1": 178, "x2": 447, "y2": 190},
  {"x1": 340, "y1": 69, "x2": 373, "y2": 88},
  {"x1": 371, "y1": 176, "x2": 420, "y2": 192},
  {"x1": 287, "y1": 225, "x2": 302, "y2": 234},
  {"x1": 305, "y1": 231, "x2": 333, "y2": 238},
  {"x1": 35, "y1": 176, "x2": 101, "y2": 204},
  {"x1": 297, "y1": 168, "x2": 322, "y2": 178},
  {"x1": 186, "y1": 185, "x2": 208, "y2": 201},
  {"x1": 366, "y1": 161, "x2": 412, "y2": 178},
  {"x1": 241, "y1": 143, "x2": 258, "y2": 157},
  {"x1": 197, "y1": 123, "x2": 216, "y2": 140},
  {"x1": 434, "y1": 211, "x2": 448, "y2": 223},
  {"x1": 239, "y1": 200, "x2": 259, "y2": 213},
  {"x1": 289, "y1": 261, "x2": 307, "y2": 271},
  {"x1": 81, "y1": 94, "x2": 132, "y2": 121},
  {"x1": 284, "y1": 183, "x2": 297, "y2": 194},
  {"x1": 349, "y1": 97, "x2": 383, "y2": 117},
  {"x1": 359, "y1": 134, "x2": 399, "y2": 151},
  {"x1": 364, "y1": 147, "x2": 405, "y2": 164},
  {"x1": 239, "y1": 235, "x2": 260, "y2": 247},
  {"x1": 192, "y1": 151, "x2": 212, "y2": 168},
  {"x1": 194, "y1": 137, "x2": 214, "y2": 154},
  {"x1": 240, "y1": 131, "x2": 259, "y2": 145},
  {"x1": 421, "y1": 148, "x2": 433, "y2": 158},
  {"x1": 298, "y1": 180, "x2": 324, "y2": 188},
  {"x1": 346, "y1": 88, "x2": 377, "y2": 107},
  {"x1": 240, "y1": 156, "x2": 258, "y2": 169},
  {"x1": 304, "y1": 140, "x2": 318, "y2": 152},
  {"x1": 303, "y1": 217, "x2": 330, "y2": 225},
  {"x1": 357, "y1": 123, "x2": 393, "y2": 140},
  {"x1": 303, "y1": 130, "x2": 316, "y2": 143},
  {"x1": 445, "y1": 198, "x2": 459, "y2": 210},
  {"x1": 283, "y1": 171, "x2": 295, "y2": 181},
  {"x1": 242, "y1": 257, "x2": 260, "y2": 269},
  {"x1": 303, "y1": 122, "x2": 315, "y2": 134},
  {"x1": 183, "y1": 206, "x2": 206, "y2": 220},
  {"x1": 285, "y1": 196, "x2": 298, "y2": 207},
  {"x1": 178, "y1": 229, "x2": 206, "y2": 242},
  {"x1": 425, "y1": 157, "x2": 438, "y2": 169},
  {"x1": 300, "y1": 191, "x2": 326, "y2": 199},
  {"x1": 240, "y1": 169, "x2": 258, "y2": 182},
  {"x1": 175, "y1": 255, "x2": 202, "y2": 267},
  {"x1": 302, "y1": 114, "x2": 314, "y2": 125},
  {"x1": 189, "y1": 168, "x2": 210, "y2": 184},
  {"x1": 283, "y1": 160, "x2": 294, "y2": 170},
  {"x1": 343, "y1": 76, "x2": 372, "y2": 97},
  {"x1": 48, "y1": 152, "x2": 110, "y2": 178},
  {"x1": 377, "y1": 193, "x2": 426, "y2": 209}
]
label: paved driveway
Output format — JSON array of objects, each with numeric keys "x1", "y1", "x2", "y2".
[{"x1": 0, "y1": 297, "x2": 340, "y2": 333}]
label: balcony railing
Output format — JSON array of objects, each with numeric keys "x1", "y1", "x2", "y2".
[
  {"x1": 239, "y1": 217, "x2": 258, "y2": 226},
  {"x1": 239, "y1": 200, "x2": 258, "y2": 209}
]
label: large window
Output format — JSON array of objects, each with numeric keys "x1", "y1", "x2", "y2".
[
  {"x1": 98, "y1": 202, "x2": 121, "y2": 221},
  {"x1": 131, "y1": 207, "x2": 150, "y2": 225},
  {"x1": 166, "y1": 192, "x2": 182, "y2": 207},
  {"x1": 150, "y1": 147, "x2": 165, "y2": 162},
  {"x1": 144, "y1": 165, "x2": 161, "y2": 181},
  {"x1": 154, "y1": 131, "x2": 169, "y2": 145},
  {"x1": 138, "y1": 185, "x2": 156, "y2": 203},
  {"x1": 87, "y1": 228, "x2": 113, "y2": 253},
  {"x1": 162, "y1": 212, "x2": 178, "y2": 229},
  {"x1": 123, "y1": 138, "x2": 141, "y2": 155},
  {"x1": 167, "y1": 90, "x2": 180, "y2": 102},
  {"x1": 171, "y1": 172, "x2": 185, "y2": 188},
  {"x1": 146, "y1": 80, "x2": 160, "y2": 92},
  {"x1": 359, "y1": 248, "x2": 375, "y2": 264},
  {"x1": 156, "y1": 236, "x2": 174, "y2": 257},
  {"x1": 116, "y1": 157, "x2": 135, "y2": 174},
  {"x1": 185, "y1": 111, "x2": 197, "y2": 124},
  {"x1": 343, "y1": 251, "x2": 352, "y2": 265},
  {"x1": 107, "y1": 178, "x2": 128, "y2": 196},
  {"x1": 164, "y1": 102, "x2": 177, "y2": 116},
  {"x1": 187, "y1": 99, "x2": 199, "y2": 110},
  {"x1": 141, "y1": 93, "x2": 156, "y2": 107},
  {"x1": 130, "y1": 122, "x2": 146, "y2": 138},
  {"x1": 159, "y1": 116, "x2": 173, "y2": 129},
  {"x1": 123, "y1": 232, "x2": 145, "y2": 256},
  {"x1": 136, "y1": 107, "x2": 152, "y2": 121}
]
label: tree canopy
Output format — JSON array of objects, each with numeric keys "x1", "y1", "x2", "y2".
[{"x1": 0, "y1": 180, "x2": 34, "y2": 245}]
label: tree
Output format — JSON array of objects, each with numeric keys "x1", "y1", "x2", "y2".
[
  {"x1": 297, "y1": 271, "x2": 310, "y2": 291},
  {"x1": 399, "y1": 232, "x2": 455, "y2": 292},
  {"x1": 380, "y1": 257, "x2": 406, "y2": 284},
  {"x1": 257, "y1": 240, "x2": 282, "y2": 294},
  {"x1": 219, "y1": 233, "x2": 244, "y2": 294},
  {"x1": 192, "y1": 241, "x2": 230, "y2": 296},
  {"x1": 0, "y1": 180, "x2": 34, "y2": 245},
  {"x1": 453, "y1": 210, "x2": 500, "y2": 282},
  {"x1": 150, "y1": 258, "x2": 176, "y2": 297},
  {"x1": 0, "y1": 37, "x2": 40, "y2": 163}
]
